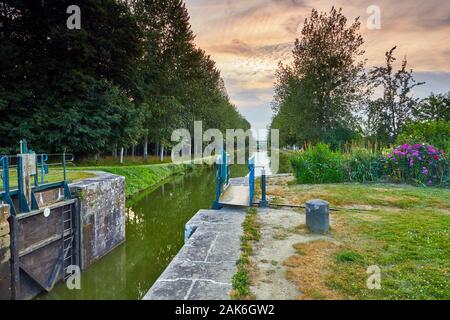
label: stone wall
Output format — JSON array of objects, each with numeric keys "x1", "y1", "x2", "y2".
[
  {"x1": 0, "y1": 204, "x2": 11, "y2": 300},
  {"x1": 70, "y1": 172, "x2": 126, "y2": 270}
]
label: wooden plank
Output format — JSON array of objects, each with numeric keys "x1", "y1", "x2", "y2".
[
  {"x1": 18, "y1": 230, "x2": 70, "y2": 257},
  {"x1": 16, "y1": 199, "x2": 76, "y2": 220}
]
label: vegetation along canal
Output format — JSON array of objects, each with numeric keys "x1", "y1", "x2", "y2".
[{"x1": 41, "y1": 165, "x2": 247, "y2": 300}]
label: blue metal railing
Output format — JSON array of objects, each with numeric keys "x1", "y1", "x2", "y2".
[
  {"x1": 0, "y1": 142, "x2": 74, "y2": 215},
  {"x1": 212, "y1": 149, "x2": 230, "y2": 209},
  {"x1": 248, "y1": 155, "x2": 255, "y2": 206}
]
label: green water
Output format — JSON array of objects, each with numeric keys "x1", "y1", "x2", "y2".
[{"x1": 42, "y1": 165, "x2": 247, "y2": 300}]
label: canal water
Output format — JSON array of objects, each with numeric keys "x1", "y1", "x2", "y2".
[{"x1": 42, "y1": 165, "x2": 248, "y2": 300}]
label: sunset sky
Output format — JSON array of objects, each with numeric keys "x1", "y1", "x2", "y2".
[{"x1": 185, "y1": 0, "x2": 450, "y2": 131}]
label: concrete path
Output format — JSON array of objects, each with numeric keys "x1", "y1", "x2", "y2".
[{"x1": 143, "y1": 208, "x2": 246, "y2": 300}]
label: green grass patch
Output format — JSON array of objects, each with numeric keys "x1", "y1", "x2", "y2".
[
  {"x1": 335, "y1": 250, "x2": 364, "y2": 264},
  {"x1": 73, "y1": 162, "x2": 198, "y2": 197},
  {"x1": 321, "y1": 186, "x2": 450, "y2": 299},
  {"x1": 231, "y1": 208, "x2": 260, "y2": 300},
  {"x1": 269, "y1": 180, "x2": 450, "y2": 299}
]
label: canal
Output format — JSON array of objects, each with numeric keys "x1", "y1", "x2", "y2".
[{"x1": 41, "y1": 164, "x2": 248, "y2": 300}]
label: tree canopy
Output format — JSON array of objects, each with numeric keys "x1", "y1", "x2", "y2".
[{"x1": 0, "y1": 0, "x2": 250, "y2": 155}]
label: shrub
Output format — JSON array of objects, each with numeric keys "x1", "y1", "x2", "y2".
[
  {"x1": 397, "y1": 121, "x2": 450, "y2": 154},
  {"x1": 278, "y1": 151, "x2": 294, "y2": 173},
  {"x1": 385, "y1": 143, "x2": 449, "y2": 187},
  {"x1": 343, "y1": 148, "x2": 385, "y2": 183},
  {"x1": 290, "y1": 143, "x2": 344, "y2": 183}
]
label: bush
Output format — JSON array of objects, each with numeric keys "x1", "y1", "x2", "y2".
[
  {"x1": 290, "y1": 143, "x2": 448, "y2": 187},
  {"x1": 290, "y1": 143, "x2": 344, "y2": 183},
  {"x1": 343, "y1": 148, "x2": 385, "y2": 183},
  {"x1": 385, "y1": 144, "x2": 449, "y2": 187},
  {"x1": 397, "y1": 121, "x2": 450, "y2": 154}
]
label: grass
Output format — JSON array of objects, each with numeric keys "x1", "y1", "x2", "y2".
[
  {"x1": 76, "y1": 155, "x2": 172, "y2": 167},
  {"x1": 1, "y1": 169, "x2": 96, "y2": 192},
  {"x1": 264, "y1": 179, "x2": 450, "y2": 300},
  {"x1": 72, "y1": 162, "x2": 199, "y2": 198},
  {"x1": 231, "y1": 207, "x2": 260, "y2": 300}
]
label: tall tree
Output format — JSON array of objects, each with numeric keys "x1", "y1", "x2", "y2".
[
  {"x1": 368, "y1": 46, "x2": 425, "y2": 142},
  {"x1": 0, "y1": 0, "x2": 143, "y2": 154},
  {"x1": 272, "y1": 7, "x2": 368, "y2": 147}
]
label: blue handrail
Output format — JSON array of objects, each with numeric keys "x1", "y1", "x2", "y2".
[
  {"x1": 212, "y1": 149, "x2": 229, "y2": 209},
  {"x1": 0, "y1": 145, "x2": 75, "y2": 215},
  {"x1": 248, "y1": 155, "x2": 255, "y2": 206}
]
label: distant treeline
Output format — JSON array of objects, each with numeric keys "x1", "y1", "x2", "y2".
[{"x1": 0, "y1": 0, "x2": 250, "y2": 157}]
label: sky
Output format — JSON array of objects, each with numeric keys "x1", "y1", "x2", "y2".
[{"x1": 184, "y1": 0, "x2": 450, "y2": 132}]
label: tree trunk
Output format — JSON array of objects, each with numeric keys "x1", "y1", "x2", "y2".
[
  {"x1": 160, "y1": 144, "x2": 164, "y2": 162},
  {"x1": 120, "y1": 147, "x2": 124, "y2": 164},
  {"x1": 156, "y1": 142, "x2": 159, "y2": 157},
  {"x1": 112, "y1": 144, "x2": 117, "y2": 158},
  {"x1": 143, "y1": 135, "x2": 148, "y2": 161},
  {"x1": 131, "y1": 144, "x2": 135, "y2": 158}
]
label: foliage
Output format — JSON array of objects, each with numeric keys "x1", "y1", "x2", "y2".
[
  {"x1": 290, "y1": 144, "x2": 345, "y2": 184},
  {"x1": 74, "y1": 162, "x2": 196, "y2": 197},
  {"x1": 342, "y1": 148, "x2": 385, "y2": 183},
  {"x1": 396, "y1": 121, "x2": 450, "y2": 154},
  {"x1": 413, "y1": 92, "x2": 450, "y2": 122},
  {"x1": 385, "y1": 143, "x2": 449, "y2": 187},
  {"x1": 367, "y1": 47, "x2": 425, "y2": 142},
  {"x1": 278, "y1": 151, "x2": 295, "y2": 173},
  {"x1": 271, "y1": 7, "x2": 367, "y2": 148},
  {"x1": 0, "y1": 0, "x2": 143, "y2": 154},
  {"x1": 0, "y1": 0, "x2": 250, "y2": 156},
  {"x1": 290, "y1": 142, "x2": 448, "y2": 187}
]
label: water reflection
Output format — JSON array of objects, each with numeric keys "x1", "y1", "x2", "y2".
[{"x1": 42, "y1": 167, "x2": 216, "y2": 300}]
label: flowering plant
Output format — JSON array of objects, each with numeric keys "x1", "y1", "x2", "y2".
[{"x1": 386, "y1": 143, "x2": 449, "y2": 186}]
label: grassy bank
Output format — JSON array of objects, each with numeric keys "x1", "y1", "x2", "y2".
[
  {"x1": 262, "y1": 177, "x2": 450, "y2": 299},
  {"x1": 73, "y1": 162, "x2": 204, "y2": 198}
]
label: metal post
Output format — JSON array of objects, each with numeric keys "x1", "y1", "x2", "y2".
[
  {"x1": 212, "y1": 155, "x2": 223, "y2": 210},
  {"x1": 40, "y1": 154, "x2": 45, "y2": 184},
  {"x1": 259, "y1": 169, "x2": 268, "y2": 207},
  {"x1": 63, "y1": 150, "x2": 67, "y2": 182},
  {"x1": 1, "y1": 156, "x2": 10, "y2": 195},
  {"x1": 248, "y1": 156, "x2": 255, "y2": 206}
]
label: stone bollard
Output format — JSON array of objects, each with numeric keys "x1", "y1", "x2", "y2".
[{"x1": 305, "y1": 199, "x2": 330, "y2": 234}]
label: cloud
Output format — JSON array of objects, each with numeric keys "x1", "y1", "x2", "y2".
[{"x1": 185, "y1": 0, "x2": 450, "y2": 129}]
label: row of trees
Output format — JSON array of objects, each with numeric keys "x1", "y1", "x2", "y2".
[
  {"x1": 0, "y1": 0, "x2": 250, "y2": 157},
  {"x1": 270, "y1": 7, "x2": 449, "y2": 149}
]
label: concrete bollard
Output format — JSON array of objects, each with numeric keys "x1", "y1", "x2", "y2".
[{"x1": 305, "y1": 199, "x2": 330, "y2": 234}]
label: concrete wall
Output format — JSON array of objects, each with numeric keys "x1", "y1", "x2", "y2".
[
  {"x1": 70, "y1": 172, "x2": 126, "y2": 270},
  {"x1": 0, "y1": 204, "x2": 11, "y2": 300}
]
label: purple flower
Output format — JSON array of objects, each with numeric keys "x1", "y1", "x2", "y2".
[
  {"x1": 422, "y1": 167, "x2": 429, "y2": 176},
  {"x1": 428, "y1": 180, "x2": 433, "y2": 186},
  {"x1": 409, "y1": 160, "x2": 414, "y2": 167}
]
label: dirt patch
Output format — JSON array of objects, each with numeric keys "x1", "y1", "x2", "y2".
[
  {"x1": 250, "y1": 208, "x2": 339, "y2": 300},
  {"x1": 284, "y1": 241, "x2": 342, "y2": 300}
]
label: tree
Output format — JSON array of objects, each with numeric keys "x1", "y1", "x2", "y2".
[
  {"x1": 0, "y1": 0, "x2": 143, "y2": 154},
  {"x1": 367, "y1": 46, "x2": 425, "y2": 143},
  {"x1": 413, "y1": 92, "x2": 450, "y2": 122},
  {"x1": 272, "y1": 7, "x2": 368, "y2": 148}
]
